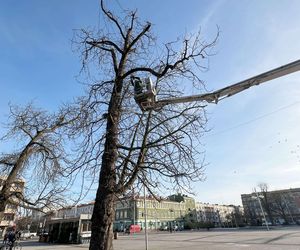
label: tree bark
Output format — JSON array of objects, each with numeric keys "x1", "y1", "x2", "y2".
[
  {"x1": 89, "y1": 82, "x2": 122, "y2": 250},
  {"x1": 0, "y1": 146, "x2": 31, "y2": 217},
  {"x1": 89, "y1": 186, "x2": 116, "y2": 250}
]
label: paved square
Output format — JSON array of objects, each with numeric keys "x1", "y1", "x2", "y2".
[
  {"x1": 18, "y1": 227, "x2": 300, "y2": 250},
  {"x1": 113, "y1": 228, "x2": 300, "y2": 250}
]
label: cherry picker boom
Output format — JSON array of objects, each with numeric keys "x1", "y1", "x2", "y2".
[{"x1": 132, "y1": 59, "x2": 300, "y2": 111}]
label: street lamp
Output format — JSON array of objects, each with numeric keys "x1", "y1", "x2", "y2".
[
  {"x1": 251, "y1": 188, "x2": 269, "y2": 231},
  {"x1": 131, "y1": 190, "x2": 136, "y2": 234},
  {"x1": 138, "y1": 164, "x2": 149, "y2": 250},
  {"x1": 143, "y1": 181, "x2": 148, "y2": 250},
  {"x1": 169, "y1": 209, "x2": 174, "y2": 233}
]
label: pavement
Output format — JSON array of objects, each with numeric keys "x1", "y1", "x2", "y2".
[{"x1": 14, "y1": 227, "x2": 300, "y2": 250}]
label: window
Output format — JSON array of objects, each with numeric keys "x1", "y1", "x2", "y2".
[
  {"x1": 3, "y1": 215, "x2": 14, "y2": 221},
  {"x1": 82, "y1": 221, "x2": 92, "y2": 232},
  {"x1": 6, "y1": 204, "x2": 17, "y2": 210}
]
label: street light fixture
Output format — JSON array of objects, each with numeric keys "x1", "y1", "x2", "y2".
[{"x1": 251, "y1": 188, "x2": 269, "y2": 231}]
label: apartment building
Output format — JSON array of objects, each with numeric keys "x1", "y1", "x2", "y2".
[
  {"x1": 114, "y1": 193, "x2": 196, "y2": 231},
  {"x1": 43, "y1": 193, "x2": 242, "y2": 243},
  {"x1": 241, "y1": 187, "x2": 300, "y2": 225},
  {"x1": 195, "y1": 202, "x2": 243, "y2": 226},
  {"x1": 0, "y1": 176, "x2": 25, "y2": 236},
  {"x1": 43, "y1": 194, "x2": 197, "y2": 243}
]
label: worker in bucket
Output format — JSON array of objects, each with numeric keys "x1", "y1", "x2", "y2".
[{"x1": 130, "y1": 75, "x2": 144, "y2": 95}]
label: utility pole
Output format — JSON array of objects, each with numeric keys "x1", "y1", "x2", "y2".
[
  {"x1": 133, "y1": 189, "x2": 136, "y2": 234},
  {"x1": 143, "y1": 183, "x2": 148, "y2": 250},
  {"x1": 253, "y1": 188, "x2": 269, "y2": 231}
]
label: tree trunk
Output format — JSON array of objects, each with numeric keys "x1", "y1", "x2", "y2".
[
  {"x1": 89, "y1": 185, "x2": 116, "y2": 250},
  {"x1": 280, "y1": 208, "x2": 289, "y2": 224},
  {"x1": 89, "y1": 82, "x2": 122, "y2": 250},
  {"x1": 283, "y1": 213, "x2": 289, "y2": 224},
  {"x1": 89, "y1": 127, "x2": 118, "y2": 250},
  {"x1": 0, "y1": 184, "x2": 12, "y2": 219},
  {"x1": 0, "y1": 193, "x2": 7, "y2": 213},
  {"x1": 0, "y1": 144, "x2": 33, "y2": 217}
]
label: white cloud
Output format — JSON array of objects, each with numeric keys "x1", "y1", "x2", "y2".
[{"x1": 197, "y1": 0, "x2": 225, "y2": 32}]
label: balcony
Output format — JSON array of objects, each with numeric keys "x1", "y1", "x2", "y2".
[
  {"x1": 0, "y1": 220, "x2": 12, "y2": 227},
  {"x1": 4, "y1": 208, "x2": 16, "y2": 214}
]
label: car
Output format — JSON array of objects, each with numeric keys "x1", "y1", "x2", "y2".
[
  {"x1": 160, "y1": 225, "x2": 169, "y2": 231},
  {"x1": 21, "y1": 230, "x2": 37, "y2": 239},
  {"x1": 125, "y1": 224, "x2": 141, "y2": 234},
  {"x1": 262, "y1": 222, "x2": 272, "y2": 226}
]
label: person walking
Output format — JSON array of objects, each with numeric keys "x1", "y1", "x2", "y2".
[{"x1": 6, "y1": 226, "x2": 17, "y2": 250}]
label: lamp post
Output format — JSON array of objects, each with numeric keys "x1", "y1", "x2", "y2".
[
  {"x1": 252, "y1": 188, "x2": 269, "y2": 231},
  {"x1": 143, "y1": 182, "x2": 148, "y2": 250},
  {"x1": 169, "y1": 209, "x2": 174, "y2": 233},
  {"x1": 132, "y1": 192, "x2": 136, "y2": 234}
]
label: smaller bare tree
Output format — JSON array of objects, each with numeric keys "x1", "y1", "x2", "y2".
[
  {"x1": 0, "y1": 104, "x2": 78, "y2": 220},
  {"x1": 269, "y1": 192, "x2": 290, "y2": 224},
  {"x1": 14, "y1": 207, "x2": 32, "y2": 231}
]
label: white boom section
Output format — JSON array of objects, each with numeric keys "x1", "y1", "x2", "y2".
[{"x1": 155, "y1": 59, "x2": 300, "y2": 108}]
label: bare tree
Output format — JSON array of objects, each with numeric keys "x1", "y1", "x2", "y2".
[
  {"x1": 0, "y1": 104, "x2": 78, "y2": 221},
  {"x1": 232, "y1": 208, "x2": 245, "y2": 227},
  {"x1": 257, "y1": 183, "x2": 274, "y2": 225},
  {"x1": 14, "y1": 207, "x2": 32, "y2": 231},
  {"x1": 269, "y1": 192, "x2": 290, "y2": 224},
  {"x1": 246, "y1": 206, "x2": 259, "y2": 226},
  {"x1": 72, "y1": 1, "x2": 218, "y2": 249}
]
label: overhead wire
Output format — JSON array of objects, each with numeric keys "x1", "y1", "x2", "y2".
[{"x1": 204, "y1": 101, "x2": 300, "y2": 138}]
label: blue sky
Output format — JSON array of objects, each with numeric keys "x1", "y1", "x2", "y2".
[{"x1": 1, "y1": 0, "x2": 300, "y2": 205}]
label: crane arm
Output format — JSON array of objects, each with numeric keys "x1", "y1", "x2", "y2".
[{"x1": 154, "y1": 59, "x2": 300, "y2": 108}]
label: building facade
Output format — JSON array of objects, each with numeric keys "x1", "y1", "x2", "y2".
[
  {"x1": 44, "y1": 202, "x2": 94, "y2": 243},
  {"x1": 44, "y1": 194, "x2": 242, "y2": 243},
  {"x1": 44, "y1": 194, "x2": 198, "y2": 243},
  {"x1": 114, "y1": 194, "x2": 196, "y2": 231},
  {"x1": 241, "y1": 187, "x2": 300, "y2": 225},
  {"x1": 0, "y1": 176, "x2": 25, "y2": 237},
  {"x1": 195, "y1": 202, "x2": 243, "y2": 227}
]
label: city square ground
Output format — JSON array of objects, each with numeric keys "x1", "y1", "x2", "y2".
[{"x1": 17, "y1": 227, "x2": 300, "y2": 250}]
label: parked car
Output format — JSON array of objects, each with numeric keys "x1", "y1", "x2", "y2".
[
  {"x1": 21, "y1": 230, "x2": 37, "y2": 239},
  {"x1": 160, "y1": 225, "x2": 168, "y2": 231},
  {"x1": 125, "y1": 224, "x2": 141, "y2": 234},
  {"x1": 262, "y1": 222, "x2": 272, "y2": 226}
]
